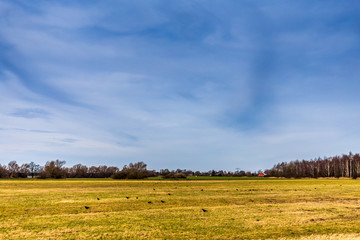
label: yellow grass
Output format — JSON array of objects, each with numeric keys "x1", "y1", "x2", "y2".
[{"x1": 0, "y1": 178, "x2": 360, "y2": 239}]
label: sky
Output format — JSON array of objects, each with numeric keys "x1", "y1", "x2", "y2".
[{"x1": 1, "y1": 0, "x2": 360, "y2": 171}]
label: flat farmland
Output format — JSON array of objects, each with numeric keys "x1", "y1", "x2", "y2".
[{"x1": 1, "y1": 178, "x2": 360, "y2": 239}]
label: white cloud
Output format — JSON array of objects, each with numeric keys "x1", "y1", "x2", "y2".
[{"x1": 1, "y1": 1, "x2": 360, "y2": 172}]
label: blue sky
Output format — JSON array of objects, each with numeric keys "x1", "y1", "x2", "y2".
[{"x1": 1, "y1": 0, "x2": 360, "y2": 171}]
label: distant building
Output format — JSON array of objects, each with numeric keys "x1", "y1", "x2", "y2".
[{"x1": 258, "y1": 173, "x2": 264, "y2": 177}]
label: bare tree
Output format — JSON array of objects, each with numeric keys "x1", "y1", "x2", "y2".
[
  {"x1": 8, "y1": 161, "x2": 19, "y2": 178},
  {"x1": 112, "y1": 162, "x2": 148, "y2": 179},
  {"x1": 29, "y1": 162, "x2": 41, "y2": 178},
  {"x1": 38, "y1": 160, "x2": 66, "y2": 179}
]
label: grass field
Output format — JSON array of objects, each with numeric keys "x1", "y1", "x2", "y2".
[{"x1": 1, "y1": 178, "x2": 360, "y2": 239}]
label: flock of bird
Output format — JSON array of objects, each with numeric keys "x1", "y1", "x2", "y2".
[{"x1": 84, "y1": 187, "x2": 215, "y2": 213}]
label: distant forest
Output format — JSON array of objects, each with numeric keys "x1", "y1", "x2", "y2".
[
  {"x1": 265, "y1": 152, "x2": 360, "y2": 178},
  {"x1": 1, "y1": 152, "x2": 360, "y2": 179}
]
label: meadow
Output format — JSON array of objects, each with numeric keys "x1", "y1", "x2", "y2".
[{"x1": 1, "y1": 178, "x2": 360, "y2": 239}]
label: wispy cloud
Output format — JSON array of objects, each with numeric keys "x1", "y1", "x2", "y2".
[
  {"x1": 59, "y1": 138, "x2": 77, "y2": 143},
  {"x1": 0, "y1": 0, "x2": 360, "y2": 170},
  {"x1": 11, "y1": 108, "x2": 50, "y2": 119}
]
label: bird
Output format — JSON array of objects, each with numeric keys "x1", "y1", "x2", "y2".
[
  {"x1": 84, "y1": 206, "x2": 90, "y2": 209},
  {"x1": 148, "y1": 201, "x2": 152, "y2": 204},
  {"x1": 201, "y1": 189, "x2": 204, "y2": 191},
  {"x1": 126, "y1": 196, "x2": 130, "y2": 199},
  {"x1": 168, "y1": 193, "x2": 171, "y2": 195},
  {"x1": 161, "y1": 200, "x2": 165, "y2": 203},
  {"x1": 153, "y1": 189, "x2": 156, "y2": 191},
  {"x1": 97, "y1": 198, "x2": 100, "y2": 200},
  {"x1": 236, "y1": 189, "x2": 238, "y2": 191},
  {"x1": 136, "y1": 197, "x2": 138, "y2": 199},
  {"x1": 201, "y1": 209, "x2": 207, "y2": 212}
]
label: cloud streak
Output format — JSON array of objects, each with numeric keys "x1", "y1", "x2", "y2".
[{"x1": 0, "y1": 0, "x2": 360, "y2": 171}]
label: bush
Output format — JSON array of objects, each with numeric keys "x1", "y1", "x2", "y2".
[
  {"x1": 0, "y1": 165, "x2": 9, "y2": 178},
  {"x1": 112, "y1": 170, "x2": 128, "y2": 179},
  {"x1": 162, "y1": 171, "x2": 187, "y2": 179}
]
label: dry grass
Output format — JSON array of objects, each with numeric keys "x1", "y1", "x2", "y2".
[{"x1": 0, "y1": 178, "x2": 360, "y2": 239}]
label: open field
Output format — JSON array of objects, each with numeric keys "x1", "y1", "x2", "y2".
[{"x1": 1, "y1": 178, "x2": 360, "y2": 239}]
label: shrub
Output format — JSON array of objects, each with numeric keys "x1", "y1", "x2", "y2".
[{"x1": 162, "y1": 171, "x2": 187, "y2": 179}]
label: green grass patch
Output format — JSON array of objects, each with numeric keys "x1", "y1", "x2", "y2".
[
  {"x1": 186, "y1": 176, "x2": 273, "y2": 180},
  {"x1": 147, "y1": 176, "x2": 273, "y2": 180}
]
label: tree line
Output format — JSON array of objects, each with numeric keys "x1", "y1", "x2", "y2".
[
  {"x1": 11, "y1": 152, "x2": 359, "y2": 180},
  {"x1": 0, "y1": 160, "x2": 120, "y2": 179},
  {"x1": 265, "y1": 152, "x2": 360, "y2": 178},
  {"x1": 0, "y1": 160, "x2": 255, "y2": 179}
]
